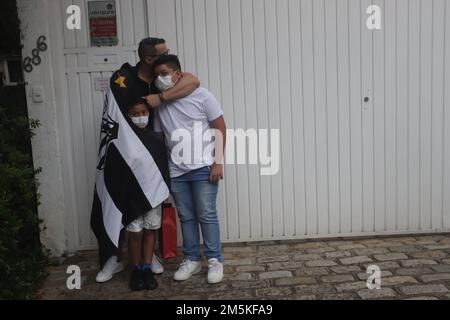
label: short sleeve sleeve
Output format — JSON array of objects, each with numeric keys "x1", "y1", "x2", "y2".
[{"x1": 203, "y1": 90, "x2": 224, "y2": 122}]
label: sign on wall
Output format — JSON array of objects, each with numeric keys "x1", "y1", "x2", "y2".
[
  {"x1": 88, "y1": 1, "x2": 118, "y2": 47},
  {"x1": 94, "y1": 78, "x2": 110, "y2": 92}
]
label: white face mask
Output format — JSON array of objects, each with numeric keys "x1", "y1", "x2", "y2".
[
  {"x1": 155, "y1": 74, "x2": 176, "y2": 92},
  {"x1": 131, "y1": 116, "x2": 148, "y2": 129}
]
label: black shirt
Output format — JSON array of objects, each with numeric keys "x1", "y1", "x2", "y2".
[{"x1": 131, "y1": 62, "x2": 160, "y2": 95}]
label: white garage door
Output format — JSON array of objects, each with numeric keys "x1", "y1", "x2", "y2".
[{"x1": 59, "y1": 0, "x2": 450, "y2": 251}]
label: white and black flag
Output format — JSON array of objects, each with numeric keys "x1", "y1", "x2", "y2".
[{"x1": 91, "y1": 66, "x2": 170, "y2": 267}]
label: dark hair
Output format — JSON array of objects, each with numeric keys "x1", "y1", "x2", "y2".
[
  {"x1": 126, "y1": 84, "x2": 151, "y2": 111},
  {"x1": 128, "y1": 98, "x2": 150, "y2": 112},
  {"x1": 138, "y1": 37, "x2": 166, "y2": 61},
  {"x1": 152, "y1": 54, "x2": 182, "y2": 74}
]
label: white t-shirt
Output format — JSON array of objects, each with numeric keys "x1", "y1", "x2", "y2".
[{"x1": 153, "y1": 87, "x2": 224, "y2": 178}]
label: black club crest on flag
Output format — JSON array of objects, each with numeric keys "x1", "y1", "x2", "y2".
[{"x1": 97, "y1": 100, "x2": 119, "y2": 171}]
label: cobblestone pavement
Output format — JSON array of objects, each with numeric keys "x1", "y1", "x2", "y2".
[{"x1": 39, "y1": 234, "x2": 450, "y2": 300}]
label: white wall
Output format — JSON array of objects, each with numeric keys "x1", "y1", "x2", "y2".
[
  {"x1": 19, "y1": 0, "x2": 450, "y2": 256},
  {"x1": 175, "y1": 0, "x2": 450, "y2": 240},
  {"x1": 17, "y1": 0, "x2": 68, "y2": 255}
]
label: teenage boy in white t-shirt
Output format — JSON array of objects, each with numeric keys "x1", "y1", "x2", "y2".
[{"x1": 152, "y1": 55, "x2": 226, "y2": 284}]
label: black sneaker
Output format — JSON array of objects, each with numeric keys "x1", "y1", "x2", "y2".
[
  {"x1": 130, "y1": 268, "x2": 145, "y2": 291},
  {"x1": 143, "y1": 269, "x2": 158, "y2": 290}
]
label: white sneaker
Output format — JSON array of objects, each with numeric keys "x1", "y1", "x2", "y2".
[
  {"x1": 95, "y1": 256, "x2": 124, "y2": 283},
  {"x1": 207, "y1": 258, "x2": 224, "y2": 284},
  {"x1": 173, "y1": 260, "x2": 201, "y2": 281},
  {"x1": 151, "y1": 253, "x2": 164, "y2": 274}
]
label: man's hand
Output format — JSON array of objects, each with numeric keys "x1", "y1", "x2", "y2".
[
  {"x1": 209, "y1": 163, "x2": 224, "y2": 183},
  {"x1": 143, "y1": 94, "x2": 161, "y2": 108}
]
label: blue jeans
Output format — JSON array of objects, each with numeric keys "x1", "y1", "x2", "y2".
[{"x1": 171, "y1": 174, "x2": 223, "y2": 262}]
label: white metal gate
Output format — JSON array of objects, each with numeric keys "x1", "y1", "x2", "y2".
[{"x1": 59, "y1": 0, "x2": 450, "y2": 251}]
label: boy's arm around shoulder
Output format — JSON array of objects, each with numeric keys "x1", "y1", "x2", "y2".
[{"x1": 144, "y1": 73, "x2": 200, "y2": 108}]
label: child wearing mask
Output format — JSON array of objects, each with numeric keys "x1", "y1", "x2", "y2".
[
  {"x1": 126, "y1": 99, "x2": 167, "y2": 291},
  {"x1": 152, "y1": 55, "x2": 227, "y2": 284}
]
